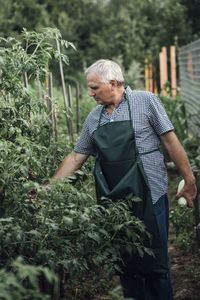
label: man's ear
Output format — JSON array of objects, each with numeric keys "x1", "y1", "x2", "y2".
[{"x1": 109, "y1": 80, "x2": 118, "y2": 87}]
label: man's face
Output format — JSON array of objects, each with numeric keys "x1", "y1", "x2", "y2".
[{"x1": 86, "y1": 72, "x2": 113, "y2": 105}]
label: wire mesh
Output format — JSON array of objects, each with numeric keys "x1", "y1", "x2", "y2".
[{"x1": 178, "y1": 38, "x2": 200, "y2": 134}]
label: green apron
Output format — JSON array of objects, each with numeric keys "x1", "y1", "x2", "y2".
[{"x1": 93, "y1": 92, "x2": 168, "y2": 276}]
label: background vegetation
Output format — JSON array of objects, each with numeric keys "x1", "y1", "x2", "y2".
[{"x1": 0, "y1": 0, "x2": 200, "y2": 89}]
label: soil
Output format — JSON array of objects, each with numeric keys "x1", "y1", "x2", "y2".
[
  {"x1": 169, "y1": 236, "x2": 200, "y2": 300},
  {"x1": 168, "y1": 169, "x2": 200, "y2": 300}
]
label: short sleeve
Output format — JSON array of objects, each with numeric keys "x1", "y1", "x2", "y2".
[
  {"x1": 74, "y1": 115, "x2": 97, "y2": 156},
  {"x1": 148, "y1": 93, "x2": 174, "y2": 136}
]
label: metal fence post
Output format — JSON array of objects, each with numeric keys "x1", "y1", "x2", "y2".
[{"x1": 194, "y1": 170, "x2": 200, "y2": 248}]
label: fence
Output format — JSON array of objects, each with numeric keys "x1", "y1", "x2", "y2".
[
  {"x1": 179, "y1": 39, "x2": 200, "y2": 248},
  {"x1": 145, "y1": 46, "x2": 177, "y2": 98},
  {"x1": 178, "y1": 38, "x2": 200, "y2": 134}
]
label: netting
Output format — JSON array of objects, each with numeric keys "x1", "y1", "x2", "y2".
[{"x1": 178, "y1": 38, "x2": 200, "y2": 133}]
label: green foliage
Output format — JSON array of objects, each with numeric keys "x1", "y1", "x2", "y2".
[
  {"x1": 0, "y1": 257, "x2": 58, "y2": 300},
  {"x1": 0, "y1": 27, "x2": 75, "y2": 96},
  {"x1": 0, "y1": 0, "x2": 199, "y2": 85},
  {"x1": 161, "y1": 93, "x2": 200, "y2": 255},
  {"x1": 114, "y1": 55, "x2": 144, "y2": 90},
  {"x1": 170, "y1": 206, "x2": 196, "y2": 251},
  {"x1": 109, "y1": 286, "x2": 133, "y2": 300},
  {"x1": 0, "y1": 29, "x2": 152, "y2": 298},
  {"x1": 159, "y1": 95, "x2": 188, "y2": 142},
  {"x1": 0, "y1": 179, "x2": 150, "y2": 275},
  {"x1": 183, "y1": 134, "x2": 200, "y2": 171},
  {"x1": 159, "y1": 94, "x2": 200, "y2": 173}
]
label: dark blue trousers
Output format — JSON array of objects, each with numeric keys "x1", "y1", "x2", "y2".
[{"x1": 120, "y1": 194, "x2": 173, "y2": 300}]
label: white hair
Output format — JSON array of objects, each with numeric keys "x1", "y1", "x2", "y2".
[{"x1": 85, "y1": 59, "x2": 125, "y2": 86}]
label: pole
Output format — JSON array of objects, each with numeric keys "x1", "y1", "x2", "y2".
[
  {"x1": 48, "y1": 72, "x2": 54, "y2": 138},
  {"x1": 67, "y1": 85, "x2": 74, "y2": 142},
  {"x1": 159, "y1": 47, "x2": 168, "y2": 95},
  {"x1": 76, "y1": 82, "x2": 81, "y2": 134},
  {"x1": 170, "y1": 46, "x2": 177, "y2": 98},
  {"x1": 194, "y1": 171, "x2": 200, "y2": 248},
  {"x1": 144, "y1": 58, "x2": 149, "y2": 91},
  {"x1": 23, "y1": 72, "x2": 29, "y2": 89},
  {"x1": 149, "y1": 60, "x2": 153, "y2": 93},
  {"x1": 55, "y1": 35, "x2": 70, "y2": 134}
]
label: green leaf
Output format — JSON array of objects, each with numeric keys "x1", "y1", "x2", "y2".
[
  {"x1": 63, "y1": 216, "x2": 73, "y2": 226},
  {"x1": 87, "y1": 232, "x2": 101, "y2": 243}
]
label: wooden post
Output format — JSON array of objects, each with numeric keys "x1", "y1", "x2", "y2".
[
  {"x1": 76, "y1": 82, "x2": 81, "y2": 134},
  {"x1": 145, "y1": 58, "x2": 149, "y2": 91},
  {"x1": 67, "y1": 85, "x2": 74, "y2": 142},
  {"x1": 48, "y1": 73, "x2": 58, "y2": 141},
  {"x1": 47, "y1": 72, "x2": 54, "y2": 138},
  {"x1": 37, "y1": 73, "x2": 42, "y2": 100},
  {"x1": 159, "y1": 51, "x2": 164, "y2": 93},
  {"x1": 45, "y1": 67, "x2": 49, "y2": 108},
  {"x1": 23, "y1": 72, "x2": 29, "y2": 89},
  {"x1": 149, "y1": 61, "x2": 153, "y2": 92},
  {"x1": 53, "y1": 108, "x2": 58, "y2": 141},
  {"x1": 7, "y1": 93, "x2": 11, "y2": 104},
  {"x1": 159, "y1": 47, "x2": 168, "y2": 95},
  {"x1": 170, "y1": 46, "x2": 177, "y2": 98},
  {"x1": 162, "y1": 46, "x2": 168, "y2": 84},
  {"x1": 55, "y1": 36, "x2": 70, "y2": 134},
  {"x1": 153, "y1": 64, "x2": 158, "y2": 94}
]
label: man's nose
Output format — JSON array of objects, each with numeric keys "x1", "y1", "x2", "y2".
[{"x1": 89, "y1": 90, "x2": 95, "y2": 97}]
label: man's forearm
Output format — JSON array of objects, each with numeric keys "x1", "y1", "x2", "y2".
[
  {"x1": 161, "y1": 131, "x2": 197, "y2": 207},
  {"x1": 161, "y1": 131, "x2": 194, "y2": 182},
  {"x1": 51, "y1": 151, "x2": 89, "y2": 180}
]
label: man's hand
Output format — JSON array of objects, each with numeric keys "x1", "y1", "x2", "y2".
[
  {"x1": 176, "y1": 180, "x2": 197, "y2": 208},
  {"x1": 27, "y1": 183, "x2": 47, "y2": 198},
  {"x1": 27, "y1": 151, "x2": 89, "y2": 198}
]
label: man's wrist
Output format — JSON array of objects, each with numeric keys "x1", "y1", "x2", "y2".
[{"x1": 184, "y1": 173, "x2": 196, "y2": 185}]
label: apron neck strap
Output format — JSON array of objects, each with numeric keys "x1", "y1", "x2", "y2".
[
  {"x1": 98, "y1": 89, "x2": 132, "y2": 128},
  {"x1": 98, "y1": 106, "x2": 104, "y2": 128},
  {"x1": 124, "y1": 90, "x2": 132, "y2": 121}
]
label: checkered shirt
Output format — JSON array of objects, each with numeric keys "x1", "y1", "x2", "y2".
[{"x1": 74, "y1": 86, "x2": 174, "y2": 204}]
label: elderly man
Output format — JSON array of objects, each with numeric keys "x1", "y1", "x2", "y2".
[{"x1": 48, "y1": 59, "x2": 196, "y2": 300}]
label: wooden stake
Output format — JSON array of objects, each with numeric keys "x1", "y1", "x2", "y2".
[
  {"x1": 153, "y1": 64, "x2": 158, "y2": 94},
  {"x1": 55, "y1": 36, "x2": 70, "y2": 134},
  {"x1": 53, "y1": 108, "x2": 58, "y2": 141},
  {"x1": 159, "y1": 47, "x2": 168, "y2": 95},
  {"x1": 37, "y1": 73, "x2": 42, "y2": 100},
  {"x1": 47, "y1": 72, "x2": 54, "y2": 138},
  {"x1": 23, "y1": 72, "x2": 29, "y2": 89},
  {"x1": 170, "y1": 46, "x2": 177, "y2": 98},
  {"x1": 76, "y1": 82, "x2": 81, "y2": 134},
  {"x1": 162, "y1": 46, "x2": 168, "y2": 84},
  {"x1": 149, "y1": 61, "x2": 153, "y2": 92},
  {"x1": 144, "y1": 58, "x2": 149, "y2": 91},
  {"x1": 67, "y1": 85, "x2": 74, "y2": 142}
]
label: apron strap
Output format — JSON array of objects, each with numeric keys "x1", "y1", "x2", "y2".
[
  {"x1": 140, "y1": 148, "x2": 160, "y2": 156},
  {"x1": 98, "y1": 106, "x2": 105, "y2": 128},
  {"x1": 98, "y1": 89, "x2": 132, "y2": 128},
  {"x1": 124, "y1": 91, "x2": 132, "y2": 121}
]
